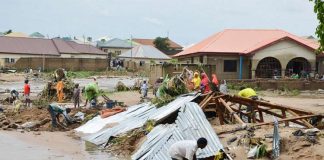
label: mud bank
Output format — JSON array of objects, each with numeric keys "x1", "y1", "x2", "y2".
[{"x1": 0, "y1": 131, "x2": 122, "y2": 160}]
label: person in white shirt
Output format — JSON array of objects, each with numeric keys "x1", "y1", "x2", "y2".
[{"x1": 168, "y1": 137, "x2": 208, "y2": 160}]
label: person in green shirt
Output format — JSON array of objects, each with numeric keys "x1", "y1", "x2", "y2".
[{"x1": 47, "y1": 103, "x2": 74, "y2": 128}]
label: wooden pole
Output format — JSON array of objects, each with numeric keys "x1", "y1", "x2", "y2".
[
  {"x1": 219, "y1": 98, "x2": 245, "y2": 125},
  {"x1": 286, "y1": 110, "x2": 313, "y2": 128},
  {"x1": 281, "y1": 109, "x2": 289, "y2": 126},
  {"x1": 254, "y1": 115, "x2": 320, "y2": 126},
  {"x1": 215, "y1": 98, "x2": 224, "y2": 125},
  {"x1": 256, "y1": 105, "x2": 264, "y2": 122}
]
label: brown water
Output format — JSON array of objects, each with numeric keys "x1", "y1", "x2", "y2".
[{"x1": 0, "y1": 131, "x2": 122, "y2": 160}]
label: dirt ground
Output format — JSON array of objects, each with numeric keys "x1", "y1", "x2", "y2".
[
  {"x1": 1, "y1": 72, "x2": 324, "y2": 159},
  {"x1": 214, "y1": 124, "x2": 324, "y2": 160}
]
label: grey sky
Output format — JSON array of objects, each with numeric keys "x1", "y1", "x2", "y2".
[{"x1": 0, "y1": 0, "x2": 318, "y2": 46}]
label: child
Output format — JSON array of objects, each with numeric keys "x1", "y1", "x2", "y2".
[
  {"x1": 73, "y1": 83, "x2": 80, "y2": 108},
  {"x1": 24, "y1": 79, "x2": 31, "y2": 107},
  {"x1": 141, "y1": 80, "x2": 148, "y2": 98}
]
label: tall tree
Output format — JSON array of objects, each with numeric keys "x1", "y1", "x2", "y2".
[
  {"x1": 3, "y1": 29, "x2": 12, "y2": 35},
  {"x1": 310, "y1": 0, "x2": 324, "y2": 53},
  {"x1": 153, "y1": 37, "x2": 170, "y2": 51}
]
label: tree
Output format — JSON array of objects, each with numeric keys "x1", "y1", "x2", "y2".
[
  {"x1": 3, "y1": 29, "x2": 12, "y2": 35},
  {"x1": 153, "y1": 37, "x2": 171, "y2": 51},
  {"x1": 310, "y1": 0, "x2": 324, "y2": 53}
]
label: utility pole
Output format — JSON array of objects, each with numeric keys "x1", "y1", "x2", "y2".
[{"x1": 130, "y1": 35, "x2": 133, "y2": 61}]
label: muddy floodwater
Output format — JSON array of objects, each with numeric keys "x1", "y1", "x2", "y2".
[
  {"x1": 0, "y1": 77, "x2": 139, "y2": 94},
  {"x1": 0, "y1": 131, "x2": 124, "y2": 160}
]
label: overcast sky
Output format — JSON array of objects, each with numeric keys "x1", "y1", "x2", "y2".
[{"x1": 0, "y1": 0, "x2": 318, "y2": 46}]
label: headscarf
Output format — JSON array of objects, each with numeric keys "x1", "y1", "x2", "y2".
[
  {"x1": 191, "y1": 72, "x2": 201, "y2": 90},
  {"x1": 200, "y1": 73, "x2": 210, "y2": 93},
  {"x1": 212, "y1": 74, "x2": 219, "y2": 86}
]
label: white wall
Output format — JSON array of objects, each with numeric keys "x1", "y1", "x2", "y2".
[{"x1": 251, "y1": 40, "x2": 317, "y2": 77}]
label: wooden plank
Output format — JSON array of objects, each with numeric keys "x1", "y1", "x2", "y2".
[
  {"x1": 228, "y1": 95, "x2": 314, "y2": 115},
  {"x1": 219, "y1": 98, "x2": 245, "y2": 125},
  {"x1": 229, "y1": 104, "x2": 310, "y2": 127},
  {"x1": 257, "y1": 105, "x2": 264, "y2": 122},
  {"x1": 200, "y1": 93, "x2": 213, "y2": 109},
  {"x1": 254, "y1": 115, "x2": 320, "y2": 126},
  {"x1": 215, "y1": 98, "x2": 224, "y2": 125},
  {"x1": 286, "y1": 110, "x2": 313, "y2": 128},
  {"x1": 281, "y1": 109, "x2": 289, "y2": 126}
]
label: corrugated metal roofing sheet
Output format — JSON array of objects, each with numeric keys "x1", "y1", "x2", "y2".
[
  {"x1": 82, "y1": 93, "x2": 198, "y2": 146},
  {"x1": 119, "y1": 45, "x2": 171, "y2": 60},
  {"x1": 132, "y1": 102, "x2": 223, "y2": 160},
  {"x1": 97, "y1": 38, "x2": 133, "y2": 48},
  {"x1": 75, "y1": 103, "x2": 152, "y2": 134}
]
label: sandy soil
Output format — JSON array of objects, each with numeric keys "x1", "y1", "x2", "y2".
[
  {"x1": 214, "y1": 124, "x2": 324, "y2": 160},
  {"x1": 261, "y1": 96, "x2": 324, "y2": 114}
]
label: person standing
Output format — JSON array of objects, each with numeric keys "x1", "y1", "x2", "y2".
[
  {"x1": 191, "y1": 72, "x2": 201, "y2": 91},
  {"x1": 72, "y1": 83, "x2": 80, "y2": 108},
  {"x1": 200, "y1": 73, "x2": 210, "y2": 94},
  {"x1": 219, "y1": 80, "x2": 228, "y2": 94},
  {"x1": 56, "y1": 80, "x2": 64, "y2": 103},
  {"x1": 141, "y1": 80, "x2": 149, "y2": 98},
  {"x1": 23, "y1": 80, "x2": 31, "y2": 107},
  {"x1": 168, "y1": 137, "x2": 208, "y2": 160},
  {"x1": 211, "y1": 74, "x2": 219, "y2": 92}
]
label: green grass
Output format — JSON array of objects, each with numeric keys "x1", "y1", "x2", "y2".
[{"x1": 66, "y1": 71, "x2": 100, "y2": 78}]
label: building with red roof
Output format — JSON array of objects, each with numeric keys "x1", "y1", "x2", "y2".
[{"x1": 174, "y1": 29, "x2": 323, "y2": 79}]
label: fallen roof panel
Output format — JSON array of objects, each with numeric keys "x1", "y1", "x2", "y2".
[
  {"x1": 82, "y1": 93, "x2": 199, "y2": 146},
  {"x1": 132, "y1": 102, "x2": 224, "y2": 160}
]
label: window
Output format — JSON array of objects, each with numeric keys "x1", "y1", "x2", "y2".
[
  {"x1": 191, "y1": 57, "x2": 194, "y2": 64},
  {"x1": 139, "y1": 61, "x2": 145, "y2": 66},
  {"x1": 199, "y1": 56, "x2": 204, "y2": 63},
  {"x1": 115, "y1": 50, "x2": 121, "y2": 55},
  {"x1": 224, "y1": 60, "x2": 237, "y2": 72},
  {"x1": 103, "y1": 49, "x2": 108, "y2": 53},
  {"x1": 5, "y1": 58, "x2": 15, "y2": 63}
]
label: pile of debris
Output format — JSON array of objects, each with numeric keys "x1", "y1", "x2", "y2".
[
  {"x1": 0, "y1": 106, "x2": 99, "y2": 132},
  {"x1": 35, "y1": 69, "x2": 76, "y2": 105}
]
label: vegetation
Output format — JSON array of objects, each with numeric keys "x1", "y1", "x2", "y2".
[
  {"x1": 153, "y1": 37, "x2": 171, "y2": 52},
  {"x1": 310, "y1": 0, "x2": 324, "y2": 53},
  {"x1": 66, "y1": 71, "x2": 99, "y2": 78}
]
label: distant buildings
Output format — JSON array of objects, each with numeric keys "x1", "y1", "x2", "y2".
[
  {"x1": 96, "y1": 38, "x2": 133, "y2": 56},
  {"x1": 132, "y1": 38, "x2": 183, "y2": 56},
  {"x1": 174, "y1": 29, "x2": 324, "y2": 79},
  {"x1": 118, "y1": 45, "x2": 171, "y2": 63},
  {"x1": 0, "y1": 36, "x2": 106, "y2": 67}
]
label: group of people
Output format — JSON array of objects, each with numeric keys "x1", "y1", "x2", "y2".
[{"x1": 189, "y1": 71, "x2": 219, "y2": 94}]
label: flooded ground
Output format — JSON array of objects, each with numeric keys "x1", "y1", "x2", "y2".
[
  {"x1": 0, "y1": 131, "x2": 122, "y2": 160},
  {"x1": 0, "y1": 76, "x2": 140, "y2": 94}
]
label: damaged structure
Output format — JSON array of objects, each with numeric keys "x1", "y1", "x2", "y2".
[
  {"x1": 200, "y1": 93, "x2": 324, "y2": 129},
  {"x1": 76, "y1": 93, "x2": 227, "y2": 159}
]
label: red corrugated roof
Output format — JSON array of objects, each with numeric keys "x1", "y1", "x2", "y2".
[
  {"x1": 174, "y1": 29, "x2": 320, "y2": 57},
  {"x1": 132, "y1": 38, "x2": 183, "y2": 49},
  {"x1": 0, "y1": 36, "x2": 106, "y2": 56}
]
